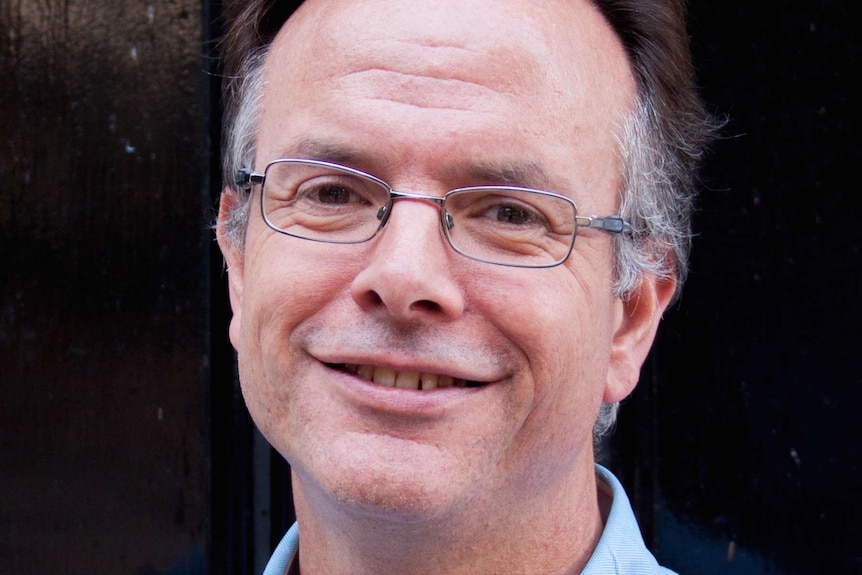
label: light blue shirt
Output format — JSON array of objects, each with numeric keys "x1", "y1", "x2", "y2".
[{"x1": 262, "y1": 464, "x2": 678, "y2": 575}]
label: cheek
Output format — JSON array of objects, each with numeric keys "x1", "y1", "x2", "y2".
[
  {"x1": 478, "y1": 269, "x2": 608, "y2": 364},
  {"x1": 236, "y1": 235, "x2": 361, "y2": 433},
  {"x1": 242, "y1": 232, "x2": 360, "y2": 333},
  {"x1": 474, "y1": 266, "x2": 615, "y2": 426}
]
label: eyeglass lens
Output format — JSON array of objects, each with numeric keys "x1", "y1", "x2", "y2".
[{"x1": 261, "y1": 160, "x2": 578, "y2": 267}]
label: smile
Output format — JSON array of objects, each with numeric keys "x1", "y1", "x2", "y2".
[{"x1": 333, "y1": 364, "x2": 485, "y2": 390}]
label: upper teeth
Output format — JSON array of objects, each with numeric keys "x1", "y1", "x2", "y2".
[{"x1": 344, "y1": 364, "x2": 463, "y2": 390}]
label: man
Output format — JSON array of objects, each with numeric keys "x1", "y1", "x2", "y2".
[{"x1": 216, "y1": 0, "x2": 713, "y2": 573}]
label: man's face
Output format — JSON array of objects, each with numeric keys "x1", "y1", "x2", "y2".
[{"x1": 222, "y1": 0, "x2": 663, "y2": 523}]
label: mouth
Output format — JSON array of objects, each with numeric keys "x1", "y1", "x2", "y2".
[{"x1": 329, "y1": 363, "x2": 486, "y2": 390}]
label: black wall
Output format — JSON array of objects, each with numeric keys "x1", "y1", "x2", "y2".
[
  {"x1": 610, "y1": 2, "x2": 861, "y2": 573},
  {"x1": 1, "y1": 1, "x2": 858, "y2": 574},
  {"x1": 1, "y1": 0, "x2": 211, "y2": 572}
]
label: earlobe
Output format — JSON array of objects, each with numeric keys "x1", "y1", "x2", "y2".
[
  {"x1": 604, "y1": 274, "x2": 677, "y2": 404},
  {"x1": 216, "y1": 189, "x2": 246, "y2": 350}
]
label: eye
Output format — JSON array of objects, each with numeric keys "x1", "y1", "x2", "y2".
[
  {"x1": 469, "y1": 196, "x2": 548, "y2": 229},
  {"x1": 296, "y1": 176, "x2": 376, "y2": 207},
  {"x1": 308, "y1": 184, "x2": 357, "y2": 205},
  {"x1": 486, "y1": 203, "x2": 540, "y2": 225}
]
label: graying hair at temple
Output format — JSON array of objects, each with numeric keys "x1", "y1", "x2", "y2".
[{"x1": 216, "y1": 0, "x2": 716, "y2": 439}]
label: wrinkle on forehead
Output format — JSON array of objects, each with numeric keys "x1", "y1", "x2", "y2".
[
  {"x1": 336, "y1": 67, "x2": 520, "y2": 113},
  {"x1": 274, "y1": 0, "x2": 549, "y2": 94}
]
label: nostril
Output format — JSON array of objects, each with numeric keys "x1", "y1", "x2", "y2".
[
  {"x1": 410, "y1": 299, "x2": 442, "y2": 313},
  {"x1": 363, "y1": 290, "x2": 384, "y2": 307}
]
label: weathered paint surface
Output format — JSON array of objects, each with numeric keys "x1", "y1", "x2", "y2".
[{"x1": 1, "y1": 0, "x2": 209, "y2": 573}]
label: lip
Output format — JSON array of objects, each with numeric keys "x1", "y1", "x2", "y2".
[
  {"x1": 312, "y1": 347, "x2": 503, "y2": 384},
  {"x1": 331, "y1": 362, "x2": 486, "y2": 388},
  {"x1": 314, "y1": 355, "x2": 502, "y2": 414}
]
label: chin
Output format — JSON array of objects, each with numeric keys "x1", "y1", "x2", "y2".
[{"x1": 293, "y1": 432, "x2": 484, "y2": 524}]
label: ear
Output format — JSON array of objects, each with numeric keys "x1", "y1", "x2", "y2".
[
  {"x1": 216, "y1": 189, "x2": 246, "y2": 351},
  {"x1": 604, "y1": 273, "x2": 677, "y2": 404}
]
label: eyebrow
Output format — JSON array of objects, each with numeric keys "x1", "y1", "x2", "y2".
[
  {"x1": 280, "y1": 138, "x2": 373, "y2": 166},
  {"x1": 460, "y1": 160, "x2": 553, "y2": 191},
  {"x1": 278, "y1": 138, "x2": 555, "y2": 191}
]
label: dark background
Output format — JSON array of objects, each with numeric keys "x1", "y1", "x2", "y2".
[{"x1": 1, "y1": 0, "x2": 859, "y2": 573}]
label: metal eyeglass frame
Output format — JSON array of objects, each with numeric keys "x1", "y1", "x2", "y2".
[{"x1": 235, "y1": 158, "x2": 632, "y2": 269}]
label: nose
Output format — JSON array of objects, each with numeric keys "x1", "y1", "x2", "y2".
[{"x1": 350, "y1": 199, "x2": 466, "y2": 322}]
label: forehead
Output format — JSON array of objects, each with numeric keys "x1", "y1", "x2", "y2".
[
  {"x1": 273, "y1": 0, "x2": 631, "y2": 98},
  {"x1": 258, "y1": 0, "x2": 634, "y2": 193},
  {"x1": 278, "y1": 0, "x2": 549, "y2": 79}
]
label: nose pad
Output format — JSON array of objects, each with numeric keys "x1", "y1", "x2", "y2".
[
  {"x1": 376, "y1": 204, "x2": 390, "y2": 224},
  {"x1": 444, "y1": 211, "x2": 455, "y2": 230}
]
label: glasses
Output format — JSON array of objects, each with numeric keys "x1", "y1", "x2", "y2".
[{"x1": 236, "y1": 158, "x2": 631, "y2": 268}]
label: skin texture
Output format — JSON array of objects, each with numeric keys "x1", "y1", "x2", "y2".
[{"x1": 218, "y1": 0, "x2": 675, "y2": 572}]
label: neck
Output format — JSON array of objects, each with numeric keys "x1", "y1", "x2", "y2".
[{"x1": 290, "y1": 462, "x2": 605, "y2": 575}]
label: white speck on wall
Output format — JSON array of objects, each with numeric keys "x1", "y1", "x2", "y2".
[
  {"x1": 790, "y1": 447, "x2": 801, "y2": 468},
  {"x1": 130, "y1": 46, "x2": 138, "y2": 61}
]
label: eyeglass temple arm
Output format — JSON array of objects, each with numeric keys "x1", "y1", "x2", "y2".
[
  {"x1": 235, "y1": 168, "x2": 264, "y2": 190},
  {"x1": 576, "y1": 216, "x2": 632, "y2": 235}
]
